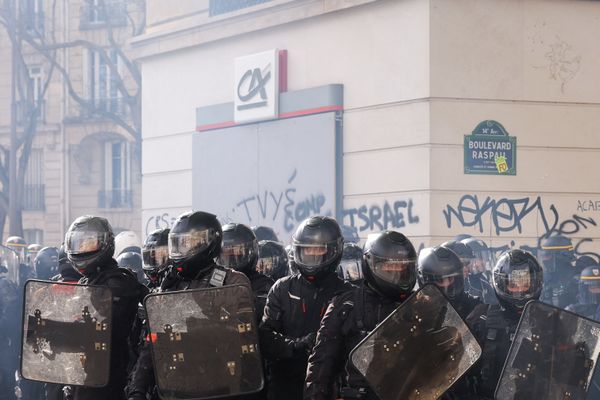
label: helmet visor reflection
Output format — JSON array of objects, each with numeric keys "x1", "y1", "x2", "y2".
[
  {"x1": 372, "y1": 255, "x2": 416, "y2": 291},
  {"x1": 257, "y1": 256, "x2": 280, "y2": 275},
  {"x1": 217, "y1": 241, "x2": 256, "y2": 270},
  {"x1": 65, "y1": 231, "x2": 108, "y2": 255},
  {"x1": 142, "y1": 245, "x2": 169, "y2": 269},
  {"x1": 168, "y1": 229, "x2": 214, "y2": 260},
  {"x1": 494, "y1": 267, "x2": 540, "y2": 300},
  {"x1": 294, "y1": 242, "x2": 340, "y2": 268},
  {"x1": 339, "y1": 260, "x2": 363, "y2": 282}
]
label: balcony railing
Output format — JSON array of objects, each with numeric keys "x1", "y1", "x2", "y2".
[
  {"x1": 98, "y1": 189, "x2": 133, "y2": 209},
  {"x1": 66, "y1": 97, "x2": 129, "y2": 122},
  {"x1": 80, "y1": 1, "x2": 127, "y2": 29},
  {"x1": 22, "y1": 184, "x2": 45, "y2": 211}
]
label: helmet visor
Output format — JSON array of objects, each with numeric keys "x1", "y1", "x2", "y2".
[
  {"x1": 65, "y1": 231, "x2": 109, "y2": 255},
  {"x1": 580, "y1": 278, "x2": 600, "y2": 304},
  {"x1": 257, "y1": 255, "x2": 283, "y2": 276},
  {"x1": 372, "y1": 254, "x2": 416, "y2": 291},
  {"x1": 338, "y1": 260, "x2": 363, "y2": 282},
  {"x1": 142, "y1": 245, "x2": 169, "y2": 270},
  {"x1": 494, "y1": 267, "x2": 541, "y2": 300},
  {"x1": 217, "y1": 241, "x2": 257, "y2": 270},
  {"x1": 294, "y1": 241, "x2": 341, "y2": 270},
  {"x1": 168, "y1": 229, "x2": 215, "y2": 260}
]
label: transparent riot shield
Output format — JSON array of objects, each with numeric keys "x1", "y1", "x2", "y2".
[
  {"x1": 0, "y1": 244, "x2": 21, "y2": 286},
  {"x1": 495, "y1": 301, "x2": 600, "y2": 400},
  {"x1": 349, "y1": 284, "x2": 482, "y2": 400},
  {"x1": 145, "y1": 284, "x2": 264, "y2": 400},
  {"x1": 20, "y1": 280, "x2": 112, "y2": 387}
]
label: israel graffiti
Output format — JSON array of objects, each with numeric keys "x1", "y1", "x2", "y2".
[{"x1": 343, "y1": 199, "x2": 420, "y2": 233}]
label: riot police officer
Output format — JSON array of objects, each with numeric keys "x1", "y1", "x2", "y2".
[
  {"x1": 538, "y1": 233, "x2": 577, "y2": 308},
  {"x1": 218, "y1": 223, "x2": 274, "y2": 319},
  {"x1": 64, "y1": 215, "x2": 147, "y2": 400},
  {"x1": 257, "y1": 240, "x2": 289, "y2": 281},
  {"x1": 467, "y1": 249, "x2": 543, "y2": 399},
  {"x1": 33, "y1": 246, "x2": 59, "y2": 280},
  {"x1": 261, "y1": 216, "x2": 352, "y2": 400},
  {"x1": 566, "y1": 264, "x2": 600, "y2": 319},
  {"x1": 462, "y1": 237, "x2": 497, "y2": 304},
  {"x1": 418, "y1": 246, "x2": 481, "y2": 319},
  {"x1": 304, "y1": 230, "x2": 417, "y2": 400},
  {"x1": 126, "y1": 211, "x2": 250, "y2": 400},
  {"x1": 141, "y1": 228, "x2": 170, "y2": 289},
  {"x1": 52, "y1": 244, "x2": 81, "y2": 282}
]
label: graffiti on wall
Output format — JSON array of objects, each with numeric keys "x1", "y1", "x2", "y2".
[
  {"x1": 443, "y1": 194, "x2": 600, "y2": 261},
  {"x1": 343, "y1": 199, "x2": 420, "y2": 233}
]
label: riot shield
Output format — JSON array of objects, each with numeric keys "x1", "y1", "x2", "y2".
[
  {"x1": 20, "y1": 280, "x2": 112, "y2": 387},
  {"x1": 349, "y1": 284, "x2": 482, "y2": 400},
  {"x1": 145, "y1": 284, "x2": 263, "y2": 399},
  {"x1": 0, "y1": 244, "x2": 20, "y2": 285},
  {"x1": 495, "y1": 301, "x2": 600, "y2": 400}
]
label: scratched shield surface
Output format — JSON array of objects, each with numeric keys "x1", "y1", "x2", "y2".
[
  {"x1": 21, "y1": 280, "x2": 112, "y2": 386},
  {"x1": 495, "y1": 301, "x2": 600, "y2": 400},
  {"x1": 144, "y1": 284, "x2": 264, "y2": 399},
  {"x1": 349, "y1": 285, "x2": 482, "y2": 400},
  {"x1": 192, "y1": 112, "x2": 337, "y2": 242}
]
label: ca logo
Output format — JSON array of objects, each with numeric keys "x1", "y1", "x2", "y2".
[{"x1": 237, "y1": 64, "x2": 271, "y2": 110}]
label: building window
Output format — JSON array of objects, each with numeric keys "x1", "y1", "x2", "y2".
[
  {"x1": 22, "y1": 0, "x2": 44, "y2": 37},
  {"x1": 28, "y1": 66, "x2": 45, "y2": 121},
  {"x1": 209, "y1": 0, "x2": 273, "y2": 16},
  {"x1": 99, "y1": 140, "x2": 132, "y2": 209},
  {"x1": 81, "y1": 0, "x2": 126, "y2": 28},
  {"x1": 24, "y1": 229, "x2": 43, "y2": 246},
  {"x1": 83, "y1": 48, "x2": 125, "y2": 117},
  {"x1": 23, "y1": 149, "x2": 45, "y2": 211}
]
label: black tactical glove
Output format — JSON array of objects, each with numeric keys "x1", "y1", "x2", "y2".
[{"x1": 293, "y1": 332, "x2": 317, "y2": 356}]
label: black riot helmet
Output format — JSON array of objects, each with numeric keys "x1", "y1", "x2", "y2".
[
  {"x1": 292, "y1": 216, "x2": 343, "y2": 280},
  {"x1": 251, "y1": 226, "x2": 279, "y2": 242},
  {"x1": 257, "y1": 240, "x2": 289, "y2": 280},
  {"x1": 337, "y1": 242, "x2": 364, "y2": 283},
  {"x1": 34, "y1": 246, "x2": 59, "y2": 280},
  {"x1": 363, "y1": 230, "x2": 417, "y2": 301},
  {"x1": 461, "y1": 237, "x2": 493, "y2": 274},
  {"x1": 442, "y1": 240, "x2": 475, "y2": 268},
  {"x1": 117, "y1": 251, "x2": 144, "y2": 282},
  {"x1": 418, "y1": 246, "x2": 465, "y2": 300},
  {"x1": 579, "y1": 265, "x2": 600, "y2": 305},
  {"x1": 168, "y1": 211, "x2": 222, "y2": 276},
  {"x1": 538, "y1": 233, "x2": 575, "y2": 274},
  {"x1": 492, "y1": 249, "x2": 543, "y2": 313},
  {"x1": 142, "y1": 228, "x2": 170, "y2": 282},
  {"x1": 65, "y1": 215, "x2": 115, "y2": 276},
  {"x1": 58, "y1": 244, "x2": 81, "y2": 281},
  {"x1": 218, "y1": 223, "x2": 259, "y2": 274}
]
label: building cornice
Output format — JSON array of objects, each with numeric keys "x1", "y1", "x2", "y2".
[{"x1": 130, "y1": 0, "x2": 379, "y2": 60}]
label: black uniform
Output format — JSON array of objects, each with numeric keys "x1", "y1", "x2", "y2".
[
  {"x1": 305, "y1": 230, "x2": 418, "y2": 400},
  {"x1": 304, "y1": 284, "x2": 401, "y2": 400},
  {"x1": 260, "y1": 273, "x2": 351, "y2": 400},
  {"x1": 72, "y1": 260, "x2": 146, "y2": 400},
  {"x1": 464, "y1": 249, "x2": 543, "y2": 399},
  {"x1": 127, "y1": 264, "x2": 250, "y2": 399}
]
